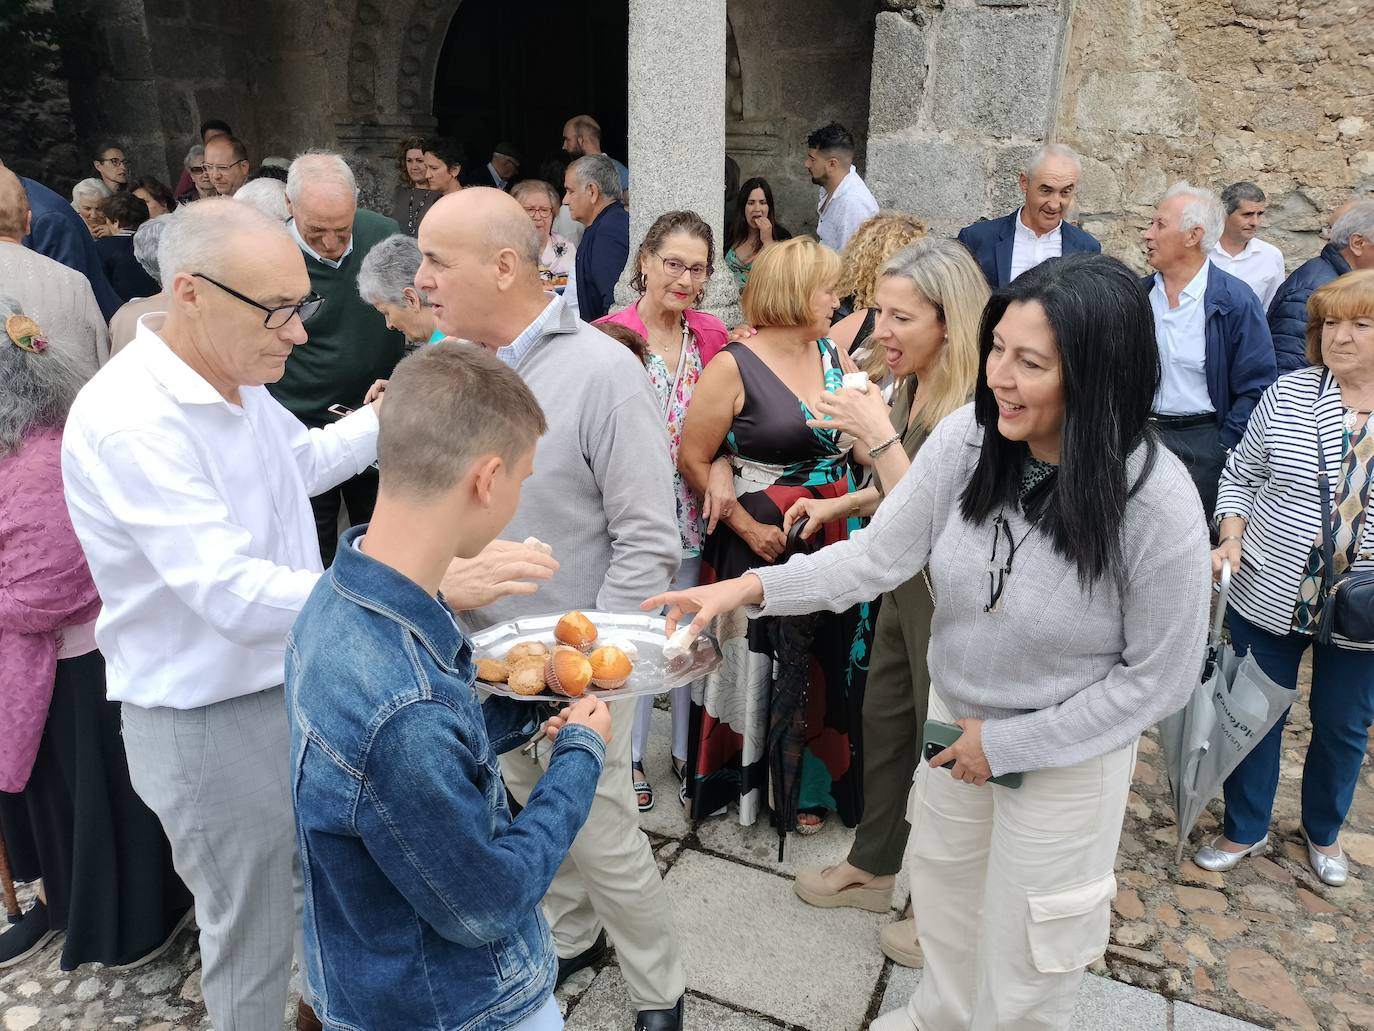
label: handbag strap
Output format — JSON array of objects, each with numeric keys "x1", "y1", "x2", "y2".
[{"x1": 1315, "y1": 369, "x2": 1339, "y2": 644}]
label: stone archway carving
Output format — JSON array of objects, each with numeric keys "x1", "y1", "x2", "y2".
[{"x1": 336, "y1": 0, "x2": 464, "y2": 157}]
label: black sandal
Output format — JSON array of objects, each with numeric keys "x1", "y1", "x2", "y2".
[{"x1": 633, "y1": 765, "x2": 654, "y2": 812}]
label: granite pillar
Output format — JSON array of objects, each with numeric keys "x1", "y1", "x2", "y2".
[{"x1": 619, "y1": 0, "x2": 736, "y2": 321}]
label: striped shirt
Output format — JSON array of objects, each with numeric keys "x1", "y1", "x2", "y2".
[{"x1": 1217, "y1": 366, "x2": 1374, "y2": 650}]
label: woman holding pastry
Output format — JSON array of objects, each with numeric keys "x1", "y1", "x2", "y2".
[
  {"x1": 595, "y1": 211, "x2": 728, "y2": 811},
  {"x1": 675, "y1": 235, "x2": 870, "y2": 835},
  {"x1": 783, "y1": 238, "x2": 987, "y2": 966}
]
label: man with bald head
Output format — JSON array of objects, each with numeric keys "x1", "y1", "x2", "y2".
[
  {"x1": 268, "y1": 150, "x2": 404, "y2": 563},
  {"x1": 562, "y1": 113, "x2": 629, "y2": 193},
  {"x1": 60, "y1": 198, "x2": 383, "y2": 1031},
  {"x1": 956, "y1": 143, "x2": 1101, "y2": 287},
  {"x1": 0, "y1": 167, "x2": 109, "y2": 379},
  {"x1": 418, "y1": 188, "x2": 687, "y2": 1031},
  {"x1": 204, "y1": 133, "x2": 250, "y2": 196}
]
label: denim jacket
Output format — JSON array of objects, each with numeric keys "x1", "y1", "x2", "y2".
[{"x1": 286, "y1": 526, "x2": 605, "y2": 1031}]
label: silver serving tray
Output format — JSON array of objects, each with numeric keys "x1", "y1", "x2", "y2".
[{"x1": 471, "y1": 610, "x2": 722, "y2": 702}]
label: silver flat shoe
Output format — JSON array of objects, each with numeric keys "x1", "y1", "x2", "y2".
[
  {"x1": 1193, "y1": 834, "x2": 1269, "y2": 872},
  {"x1": 1305, "y1": 837, "x2": 1348, "y2": 886}
]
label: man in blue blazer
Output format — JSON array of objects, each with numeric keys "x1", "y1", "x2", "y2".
[
  {"x1": 956, "y1": 144, "x2": 1101, "y2": 288},
  {"x1": 1141, "y1": 182, "x2": 1277, "y2": 522},
  {"x1": 564, "y1": 154, "x2": 629, "y2": 323},
  {"x1": 0, "y1": 159, "x2": 122, "y2": 320}
]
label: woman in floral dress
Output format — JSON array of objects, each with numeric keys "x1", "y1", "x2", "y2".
[{"x1": 596, "y1": 210, "x2": 728, "y2": 810}]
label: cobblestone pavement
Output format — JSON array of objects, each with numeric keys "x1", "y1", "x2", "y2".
[{"x1": 2, "y1": 664, "x2": 1366, "y2": 1030}]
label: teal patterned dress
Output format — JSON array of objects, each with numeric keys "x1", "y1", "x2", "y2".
[{"x1": 684, "y1": 339, "x2": 874, "y2": 830}]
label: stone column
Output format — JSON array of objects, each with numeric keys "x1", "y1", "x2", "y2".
[{"x1": 618, "y1": 0, "x2": 737, "y2": 321}]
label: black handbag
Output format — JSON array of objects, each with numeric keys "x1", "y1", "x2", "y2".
[{"x1": 1313, "y1": 370, "x2": 1374, "y2": 645}]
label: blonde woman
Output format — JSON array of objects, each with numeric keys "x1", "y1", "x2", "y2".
[
  {"x1": 678, "y1": 236, "x2": 867, "y2": 839},
  {"x1": 831, "y1": 211, "x2": 929, "y2": 382},
  {"x1": 784, "y1": 238, "x2": 989, "y2": 965}
]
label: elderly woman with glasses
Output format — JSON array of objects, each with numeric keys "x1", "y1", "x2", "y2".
[
  {"x1": 650, "y1": 253, "x2": 1212, "y2": 1030},
  {"x1": 0, "y1": 296, "x2": 191, "y2": 970},
  {"x1": 1197, "y1": 268, "x2": 1374, "y2": 888},
  {"x1": 512, "y1": 179, "x2": 576, "y2": 287},
  {"x1": 357, "y1": 233, "x2": 445, "y2": 348},
  {"x1": 592, "y1": 210, "x2": 727, "y2": 811}
]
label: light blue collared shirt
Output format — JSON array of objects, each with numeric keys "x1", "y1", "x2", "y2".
[
  {"x1": 496, "y1": 296, "x2": 562, "y2": 370},
  {"x1": 288, "y1": 218, "x2": 355, "y2": 270},
  {"x1": 1150, "y1": 259, "x2": 1213, "y2": 416}
]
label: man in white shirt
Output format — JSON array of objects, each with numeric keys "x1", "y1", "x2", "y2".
[
  {"x1": 805, "y1": 121, "x2": 878, "y2": 252},
  {"x1": 60, "y1": 199, "x2": 381, "y2": 1031},
  {"x1": 1209, "y1": 181, "x2": 1286, "y2": 310},
  {"x1": 1142, "y1": 182, "x2": 1276, "y2": 521},
  {"x1": 955, "y1": 144, "x2": 1102, "y2": 288}
]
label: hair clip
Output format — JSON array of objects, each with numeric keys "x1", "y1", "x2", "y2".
[{"x1": 5, "y1": 315, "x2": 47, "y2": 353}]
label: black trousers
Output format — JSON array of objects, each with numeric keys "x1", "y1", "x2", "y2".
[
  {"x1": 1153, "y1": 415, "x2": 1227, "y2": 523},
  {"x1": 311, "y1": 467, "x2": 380, "y2": 566}
]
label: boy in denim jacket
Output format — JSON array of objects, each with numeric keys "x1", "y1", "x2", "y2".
[{"x1": 286, "y1": 344, "x2": 610, "y2": 1030}]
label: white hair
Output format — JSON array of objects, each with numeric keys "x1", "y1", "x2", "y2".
[
  {"x1": 1331, "y1": 200, "x2": 1374, "y2": 252},
  {"x1": 235, "y1": 178, "x2": 290, "y2": 222},
  {"x1": 357, "y1": 233, "x2": 426, "y2": 307},
  {"x1": 184, "y1": 144, "x2": 205, "y2": 170},
  {"x1": 70, "y1": 177, "x2": 111, "y2": 208},
  {"x1": 568, "y1": 155, "x2": 624, "y2": 203},
  {"x1": 286, "y1": 150, "x2": 358, "y2": 204},
  {"x1": 157, "y1": 196, "x2": 289, "y2": 292},
  {"x1": 1164, "y1": 181, "x2": 1225, "y2": 252},
  {"x1": 1025, "y1": 143, "x2": 1081, "y2": 179},
  {"x1": 132, "y1": 215, "x2": 170, "y2": 279}
]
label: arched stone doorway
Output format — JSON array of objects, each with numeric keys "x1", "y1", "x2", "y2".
[
  {"x1": 336, "y1": 0, "x2": 629, "y2": 179},
  {"x1": 433, "y1": 0, "x2": 629, "y2": 181}
]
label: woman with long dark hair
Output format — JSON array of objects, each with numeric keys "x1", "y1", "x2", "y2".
[
  {"x1": 724, "y1": 177, "x2": 792, "y2": 290},
  {"x1": 647, "y1": 253, "x2": 1212, "y2": 1030}
]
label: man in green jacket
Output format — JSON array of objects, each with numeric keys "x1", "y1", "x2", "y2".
[{"x1": 269, "y1": 151, "x2": 405, "y2": 563}]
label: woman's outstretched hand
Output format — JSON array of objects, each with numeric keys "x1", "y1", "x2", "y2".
[
  {"x1": 642, "y1": 574, "x2": 766, "y2": 639},
  {"x1": 808, "y1": 382, "x2": 892, "y2": 448}
]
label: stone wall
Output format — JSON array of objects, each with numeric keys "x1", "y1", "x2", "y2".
[
  {"x1": 864, "y1": 0, "x2": 1074, "y2": 239},
  {"x1": 726, "y1": 0, "x2": 878, "y2": 238},
  {"x1": 1056, "y1": 0, "x2": 1374, "y2": 272}
]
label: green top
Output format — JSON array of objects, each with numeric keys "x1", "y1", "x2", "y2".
[{"x1": 268, "y1": 208, "x2": 405, "y2": 427}]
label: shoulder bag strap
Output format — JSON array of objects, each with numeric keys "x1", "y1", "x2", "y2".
[{"x1": 1315, "y1": 369, "x2": 1338, "y2": 644}]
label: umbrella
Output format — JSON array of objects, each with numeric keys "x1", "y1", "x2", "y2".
[
  {"x1": 1159, "y1": 560, "x2": 1293, "y2": 863},
  {"x1": 766, "y1": 611, "x2": 821, "y2": 862},
  {"x1": 764, "y1": 515, "x2": 822, "y2": 861}
]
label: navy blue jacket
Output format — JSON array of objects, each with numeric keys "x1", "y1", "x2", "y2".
[
  {"x1": 286, "y1": 526, "x2": 604, "y2": 1031},
  {"x1": 956, "y1": 211, "x2": 1101, "y2": 288},
  {"x1": 21, "y1": 176, "x2": 123, "y2": 321},
  {"x1": 1140, "y1": 265, "x2": 1277, "y2": 448},
  {"x1": 574, "y1": 200, "x2": 629, "y2": 322},
  {"x1": 96, "y1": 234, "x2": 159, "y2": 303},
  {"x1": 1266, "y1": 243, "x2": 1350, "y2": 374}
]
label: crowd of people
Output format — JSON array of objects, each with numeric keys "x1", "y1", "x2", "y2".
[{"x1": 0, "y1": 100, "x2": 1372, "y2": 1031}]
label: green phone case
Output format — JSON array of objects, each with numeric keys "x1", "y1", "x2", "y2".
[{"x1": 922, "y1": 719, "x2": 1023, "y2": 789}]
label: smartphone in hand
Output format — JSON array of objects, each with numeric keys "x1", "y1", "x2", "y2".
[
  {"x1": 326, "y1": 403, "x2": 353, "y2": 419},
  {"x1": 921, "y1": 718, "x2": 1023, "y2": 788}
]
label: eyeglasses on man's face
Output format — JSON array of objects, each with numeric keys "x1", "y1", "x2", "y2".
[
  {"x1": 205, "y1": 162, "x2": 245, "y2": 175},
  {"x1": 193, "y1": 273, "x2": 324, "y2": 329},
  {"x1": 657, "y1": 254, "x2": 710, "y2": 281}
]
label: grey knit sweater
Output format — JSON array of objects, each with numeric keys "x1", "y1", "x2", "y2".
[
  {"x1": 754, "y1": 405, "x2": 1211, "y2": 776},
  {"x1": 463, "y1": 298, "x2": 680, "y2": 633}
]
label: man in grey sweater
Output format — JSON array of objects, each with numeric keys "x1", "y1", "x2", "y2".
[{"x1": 418, "y1": 188, "x2": 686, "y2": 1031}]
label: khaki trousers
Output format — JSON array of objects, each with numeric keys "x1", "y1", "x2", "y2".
[
  {"x1": 501, "y1": 697, "x2": 685, "y2": 1010},
  {"x1": 892, "y1": 692, "x2": 1134, "y2": 1031}
]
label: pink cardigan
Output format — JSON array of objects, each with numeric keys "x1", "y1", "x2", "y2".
[
  {"x1": 594, "y1": 303, "x2": 728, "y2": 366},
  {"x1": 0, "y1": 427, "x2": 102, "y2": 791}
]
